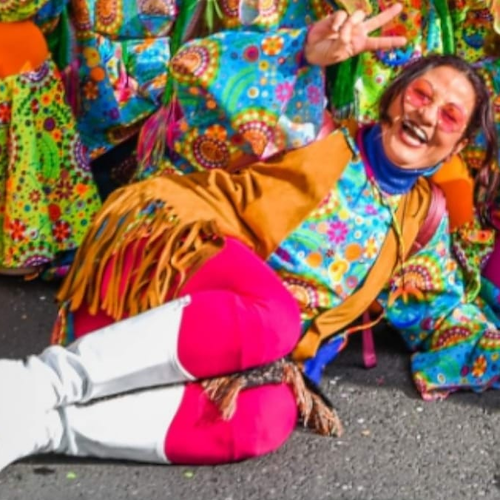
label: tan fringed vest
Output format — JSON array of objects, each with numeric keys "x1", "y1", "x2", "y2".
[{"x1": 57, "y1": 129, "x2": 435, "y2": 361}]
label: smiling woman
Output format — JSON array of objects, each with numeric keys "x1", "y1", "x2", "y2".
[
  {"x1": 379, "y1": 56, "x2": 497, "y2": 176},
  {"x1": 1, "y1": 6, "x2": 500, "y2": 471}
]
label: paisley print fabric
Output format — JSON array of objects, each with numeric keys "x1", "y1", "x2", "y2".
[{"x1": 27, "y1": 0, "x2": 333, "y2": 162}]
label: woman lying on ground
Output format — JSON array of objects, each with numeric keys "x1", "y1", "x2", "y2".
[{"x1": 0, "y1": 4, "x2": 499, "y2": 471}]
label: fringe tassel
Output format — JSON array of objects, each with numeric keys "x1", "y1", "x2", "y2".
[
  {"x1": 282, "y1": 362, "x2": 343, "y2": 437},
  {"x1": 203, "y1": 377, "x2": 246, "y2": 420},
  {"x1": 202, "y1": 360, "x2": 343, "y2": 437},
  {"x1": 57, "y1": 182, "x2": 224, "y2": 318}
]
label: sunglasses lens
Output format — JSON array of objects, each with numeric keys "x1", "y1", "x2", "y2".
[
  {"x1": 404, "y1": 79, "x2": 465, "y2": 133},
  {"x1": 405, "y1": 79, "x2": 433, "y2": 107},
  {"x1": 438, "y1": 104, "x2": 465, "y2": 133}
]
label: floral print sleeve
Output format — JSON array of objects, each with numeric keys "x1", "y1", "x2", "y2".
[{"x1": 377, "y1": 215, "x2": 500, "y2": 401}]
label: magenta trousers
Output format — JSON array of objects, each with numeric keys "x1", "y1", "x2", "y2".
[{"x1": 70, "y1": 237, "x2": 301, "y2": 464}]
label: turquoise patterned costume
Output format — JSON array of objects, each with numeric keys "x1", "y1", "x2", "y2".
[{"x1": 266, "y1": 128, "x2": 500, "y2": 401}]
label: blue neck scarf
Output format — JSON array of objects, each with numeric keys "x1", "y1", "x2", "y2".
[{"x1": 361, "y1": 124, "x2": 439, "y2": 195}]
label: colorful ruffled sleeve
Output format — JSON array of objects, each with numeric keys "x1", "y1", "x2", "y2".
[
  {"x1": 146, "y1": 27, "x2": 325, "y2": 176},
  {"x1": 377, "y1": 216, "x2": 500, "y2": 401}
]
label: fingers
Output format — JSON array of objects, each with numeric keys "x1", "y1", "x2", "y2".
[
  {"x1": 338, "y1": 9, "x2": 367, "y2": 44},
  {"x1": 363, "y1": 3, "x2": 403, "y2": 33},
  {"x1": 307, "y1": 16, "x2": 339, "y2": 45},
  {"x1": 364, "y1": 35, "x2": 407, "y2": 52},
  {"x1": 330, "y1": 10, "x2": 348, "y2": 34}
]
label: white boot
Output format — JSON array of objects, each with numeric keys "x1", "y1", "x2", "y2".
[
  {"x1": 0, "y1": 399, "x2": 63, "y2": 472},
  {"x1": 57, "y1": 385, "x2": 184, "y2": 463},
  {"x1": 0, "y1": 386, "x2": 185, "y2": 472},
  {"x1": 0, "y1": 296, "x2": 194, "y2": 414}
]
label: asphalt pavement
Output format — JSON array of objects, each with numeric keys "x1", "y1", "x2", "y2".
[{"x1": 0, "y1": 275, "x2": 499, "y2": 500}]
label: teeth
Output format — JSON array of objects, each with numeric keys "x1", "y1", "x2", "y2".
[{"x1": 402, "y1": 120, "x2": 427, "y2": 144}]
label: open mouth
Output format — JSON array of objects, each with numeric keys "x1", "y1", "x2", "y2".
[{"x1": 401, "y1": 119, "x2": 428, "y2": 145}]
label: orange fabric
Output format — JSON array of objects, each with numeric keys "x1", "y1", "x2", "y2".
[
  {"x1": 431, "y1": 155, "x2": 474, "y2": 230},
  {"x1": 0, "y1": 21, "x2": 49, "y2": 77}
]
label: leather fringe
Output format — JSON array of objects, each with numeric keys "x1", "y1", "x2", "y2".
[
  {"x1": 57, "y1": 184, "x2": 224, "y2": 319},
  {"x1": 202, "y1": 359, "x2": 343, "y2": 437}
]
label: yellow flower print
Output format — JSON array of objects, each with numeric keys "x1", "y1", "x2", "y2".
[
  {"x1": 83, "y1": 47, "x2": 101, "y2": 68},
  {"x1": 248, "y1": 87, "x2": 259, "y2": 99},
  {"x1": 261, "y1": 36, "x2": 285, "y2": 56},
  {"x1": 364, "y1": 236, "x2": 378, "y2": 258},
  {"x1": 329, "y1": 258, "x2": 349, "y2": 283},
  {"x1": 338, "y1": 208, "x2": 349, "y2": 220},
  {"x1": 472, "y1": 355, "x2": 487, "y2": 378}
]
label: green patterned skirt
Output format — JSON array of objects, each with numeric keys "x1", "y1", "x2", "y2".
[{"x1": 0, "y1": 58, "x2": 101, "y2": 270}]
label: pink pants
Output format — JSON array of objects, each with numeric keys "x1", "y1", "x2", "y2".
[{"x1": 71, "y1": 238, "x2": 301, "y2": 464}]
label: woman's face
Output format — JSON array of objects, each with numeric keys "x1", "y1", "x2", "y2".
[{"x1": 381, "y1": 65, "x2": 476, "y2": 170}]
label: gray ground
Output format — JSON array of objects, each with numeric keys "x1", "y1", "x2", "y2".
[{"x1": 0, "y1": 276, "x2": 499, "y2": 500}]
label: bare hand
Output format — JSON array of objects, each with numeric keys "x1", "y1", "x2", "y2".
[{"x1": 304, "y1": 4, "x2": 407, "y2": 66}]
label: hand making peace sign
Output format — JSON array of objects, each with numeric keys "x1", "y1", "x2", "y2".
[{"x1": 304, "y1": 3, "x2": 407, "y2": 67}]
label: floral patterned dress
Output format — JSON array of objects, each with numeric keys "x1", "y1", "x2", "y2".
[
  {"x1": 0, "y1": 60, "x2": 101, "y2": 271},
  {"x1": 0, "y1": 3, "x2": 101, "y2": 271}
]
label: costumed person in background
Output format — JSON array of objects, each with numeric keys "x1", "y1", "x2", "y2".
[
  {"x1": 15, "y1": 0, "x2": 337, "y2": 197},
  {"x1": 1, "y1": 4, "x2": 500, "y2": 471},
  {"x1": 0, "y1": 10, "x2": 101, "y2": 277}
]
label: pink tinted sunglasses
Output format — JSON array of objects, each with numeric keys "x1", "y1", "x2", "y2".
[{"x1": 404, "y1": 78, "x2": 467, "y2": 134}]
